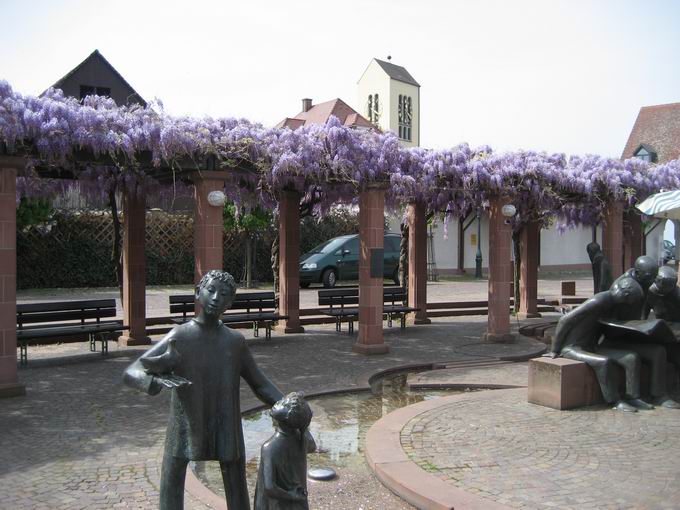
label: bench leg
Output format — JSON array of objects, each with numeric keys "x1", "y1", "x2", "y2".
[
  {"x1": 401, "y1": 313, "x2": 406, "y2": 330},
  {"x1": 20, "y1": 342, "x2": 27, "y2": 366},
  {"x1": 336, "y1": 318, "x2": 341, "y2": 332},
  {"x1": 387, "y1": 313, "x2": 393, "y2": 328},
  {"x1": 266, "y1": 323, "x2": 271, "y2": 341},
  {"x1": 253, "y1": 322, "x2": 259, "y2": 338},
  {"x1": 101, "y1": 333, "x2": 109, "y2": 355},
  {"x1": 348, "y1": 319, "x2": 354, "y2": 334},
  {"x1": 89, "y1": 334, "x2": 96, "y2": 352}
]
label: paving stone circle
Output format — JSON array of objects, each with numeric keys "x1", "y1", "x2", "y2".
[{"x1": 401, "y1": 390, "x2": 680, "y2": 509}]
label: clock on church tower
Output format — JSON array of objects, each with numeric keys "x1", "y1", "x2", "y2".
[{"x1": 357, "y1": 57, "x2": 420, "y2": 147}]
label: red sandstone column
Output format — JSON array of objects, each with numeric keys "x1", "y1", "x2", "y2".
[
  {"x1": 407, "y1": 202, "x2": 430, "y2": 324},
  {"x1": 193, "y1": 175, "x2": 225, "y2": 285},
  {"x1": 623, "y1": 210, "x2": 643, "y2": 269},
  {"x1": 278, "y1": 190, "x2": 304, "y2": 333},
  {"x1": 118, "y1": 188, "x2": 150, "y2": 346},
  {"x1": 0, "y1": 160, "x2": 25, "y2": 397},
  {"x1": 602, "y1": 201, "x2": 624, "y2": 278},
  {"x1": 518, "y1": 222, "x2": 541, "y2": 319},
  {"x1": 485, "y1": 197, "x2": 514, "y2": 342},
  {"x1": 354, "y1": 185, "x2": 388, "y2": 355}
]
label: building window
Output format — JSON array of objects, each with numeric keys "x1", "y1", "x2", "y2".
[
  {"x1": 398, "y1": 94, "x2": 412, "y2": 141},
  {"x1": 634, "y1": 145, "x2": 657, "y2": 163},
  {"x1": 367, "y1": 94, "x2": 380, "y2": 124},
  {"x1": 79, "y1": 85, "x2": 112, "y2": 100}
]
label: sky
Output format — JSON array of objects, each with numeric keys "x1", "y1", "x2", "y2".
[{"x1": 1, "y1": 0, "x2": 680, "y2": 159}]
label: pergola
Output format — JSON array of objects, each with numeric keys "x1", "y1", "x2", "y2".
[
  {"x1": 1, "y1": 82, "x2": 671, "y2": 398},
  {"x1": 0, "y1": 148, "x2": 538, "y2": 398}
]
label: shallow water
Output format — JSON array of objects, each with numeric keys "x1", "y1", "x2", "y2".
[{"x1": 194, "y1": 374, "x2": 469, "y2": 496}]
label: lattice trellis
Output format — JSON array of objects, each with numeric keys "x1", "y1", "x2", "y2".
[
  {"x1": 18, "y1": 209, "x2": 358, "y2": 289},
  {"x1": 145, "y1": 211, "x2": 193, "y2": 257},
  {"x1": 18, "y1": 211, "x2": 118, "y2": 288}
]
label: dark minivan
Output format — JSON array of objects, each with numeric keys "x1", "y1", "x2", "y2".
[{"x1": 299, "y1": 233, "x2": 401, "y2": 288}]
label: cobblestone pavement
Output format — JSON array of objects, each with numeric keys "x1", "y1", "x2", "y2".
[
  {"x1": 401, "y1": 388, "x2": 680, "y2": 510},
  {"x1": 0, "y1": 316, "x2": 545, "y2": 509}
]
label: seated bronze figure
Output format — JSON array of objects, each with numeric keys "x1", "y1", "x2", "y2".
[{"x1": 549, "y1": 277, "x2": 678, "y2": 411}]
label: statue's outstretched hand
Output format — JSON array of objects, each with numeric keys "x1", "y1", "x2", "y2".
[
  {"x1": 154, "y1": 374, "x2": 192, "y2": 389},
  {"x1": 542, "y1": 351, "x2": 558, "y2": 359}
]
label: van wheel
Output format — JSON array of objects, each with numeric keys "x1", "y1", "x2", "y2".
[
  {"x1": 392, "y1": 269, "x2": 400, "y2": 286},
  {"x1": 322, "y1": 269, "x2": 337, "y2": 288}
]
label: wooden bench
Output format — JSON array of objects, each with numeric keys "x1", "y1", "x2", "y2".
[
  {"x1": 169, "y1": 291, "x2": 288, "y2": 340},
  {"x1": 318, "y1": 287, "x2": 420, "y2": 334},
  {"x1": 16, "y1": 299, "x2": 128, "y2": 366},
  {"x1": 383, "y1": 287, "x2": 419, "y2": 328}
]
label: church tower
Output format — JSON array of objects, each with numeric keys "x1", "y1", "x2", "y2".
[{"x1": 357, "y1": 58, "x2": 420, "y2": 147}]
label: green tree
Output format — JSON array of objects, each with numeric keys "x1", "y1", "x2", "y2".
[{"x1": 224, "y1": 204, "x2": 273, "y2": 288}]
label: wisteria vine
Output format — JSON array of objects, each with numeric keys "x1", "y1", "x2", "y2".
[{"x1": 2, "y1": 79, "x2": 680, "y2": 230}]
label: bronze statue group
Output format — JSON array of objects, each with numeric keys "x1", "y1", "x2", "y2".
[
  {"x1": 549, "y1": 244, "x2": 680, "y2": 412},
  {"x1": 121, "y1": 253, "x2": 680, "y2": 509},
  {"x1": 124, "y1": 270, "x2": 313, "y2": 510}
]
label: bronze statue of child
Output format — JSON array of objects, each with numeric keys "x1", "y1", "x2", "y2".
[
  {"x1": 254, "y1": 392, "x2": 316, "y2": 510},
  {"x1": 124, "y1": 270, "x2": 286, "y2": 510}
]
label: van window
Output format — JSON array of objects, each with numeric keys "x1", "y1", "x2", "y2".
[
  {"x1": 343, "y1": 238, "x2": 359, "y2": 254},
  {"x1": 309, "y1": 238, "x2": 349, "y2": 254}
]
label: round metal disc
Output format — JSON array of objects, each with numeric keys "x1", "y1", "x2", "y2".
[{"x1": 307, "y1": 467, "x2": 337, "y2": 481}]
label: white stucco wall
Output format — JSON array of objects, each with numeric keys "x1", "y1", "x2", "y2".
[
  {"x1": 646, "y1": 221, "x2": 664, "y2": 263},
  {"x1": 387, "y1": 212, "x2": 670, "y2": 274},
  {"x1": 539, "y1": 225, "x2": 596, "y2": 268}
]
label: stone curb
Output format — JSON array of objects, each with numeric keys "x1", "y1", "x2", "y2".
[
  {"x1": 365, "y1": 389, "x2": 527, "y2": 510},
  {"x1": 186, "y1": 466, "x2": 227, "y2": 510},
  {"x1": 183, "y1": 364, "x2": 534, "y2": 509}
]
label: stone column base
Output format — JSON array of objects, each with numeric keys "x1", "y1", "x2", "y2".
[
  {"x1": 413, "y1": 317, "x2": 432, "y2": 325},
  {"x1": 0, "y1": 382, "x2": 26, "y2": 398},
  {"x1": 517, "y1": 312, "x2": 542, "y2": 320},
  {"x1": 118, "y1": 335, "x2": 152, "y2": 347},
  {"x1": 273, "y1": 324, "x2": 305, "y2": 334},
  {"x1": 484, "y1": 332, "x2": 515, "y2": 343},
  {"x1": 352, "y1": 342, "x2": 390, "y2": 355}
]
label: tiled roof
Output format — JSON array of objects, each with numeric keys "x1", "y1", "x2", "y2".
[
  {"x1": 275, "y1": 118, "x2": 305, "y2": 130},
  {"x1": 374, "y1": 59, "x2": 420, "y2": 87},
  {"x1": 275, "y1": 98, "x2": 374, "y2": 130},
  {"x1": 48, "y1": 49, "x2": 146, "y2": 106},
  {"x1": 622, "y1": 102, "x2": 680, "y2": 163}
]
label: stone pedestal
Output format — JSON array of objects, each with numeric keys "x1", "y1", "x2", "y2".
[
  {"x1": 528, "y1": 357, "x2": 675, "y2": 410},
  {"x1": 354, "y1": 185, "x2": 388, "y2": 355},
  {"x1": 119, "y1": 189, "x2": 150, "y2": 346},
  {"x1": 278, "y1": 191, "x2": 304, "y2": 334},
  {"x1": 528, "y1": 358, "x2": 603, "y2": 410},
  {"x1": 485, "y1": 197, "x2": 515, "y2": 343},
  {"x1": 407, "y1": 202, "x2": 430, "y2": 325},
  {"x1": 560, "y1": 281, "x2": 576, "y2": 296},
  {"x1": 0, "y1": 162, "x2": 24, "y2": 398}
]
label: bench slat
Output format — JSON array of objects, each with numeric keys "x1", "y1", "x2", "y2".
[
  {"x1": 17, "y1": 299, "x2": 116, "y2": 313},
  {"x1": 17, "y1": 308, "x2": 117, "y2": 325},
  {"x1": 18, "y1": 322, "x2": 128, "y2": 340}
]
